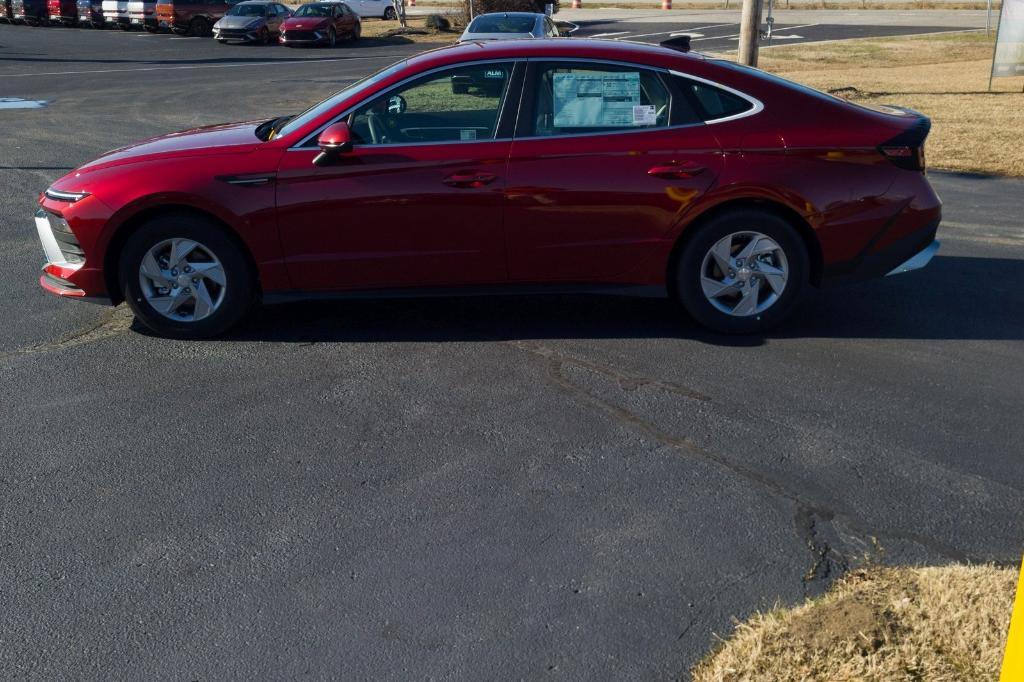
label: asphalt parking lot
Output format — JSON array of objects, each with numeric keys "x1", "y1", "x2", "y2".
[{"x1": 2, "y1": 20, "x2": 1023, "y2": 679}]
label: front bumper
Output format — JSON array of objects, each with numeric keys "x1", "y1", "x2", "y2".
[
  {"x1": 279, "y1": 30, "x2": 327, "y2": 45},
  {"x1": 34, "y1": 208, "x2": 111, "y2": 304},
  {"x1": 215, "y1": 27, "x2": 262, "y2": 41}
]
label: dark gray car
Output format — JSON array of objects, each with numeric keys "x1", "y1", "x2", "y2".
[{"x1": 212, "y1": 0, "x2": 289, "y2": 43}]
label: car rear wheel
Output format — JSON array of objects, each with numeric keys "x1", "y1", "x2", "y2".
[
  {"x1": 673, "y1": 209, "x2": 809, "y2": 334},
  {"x1": 383, "y1": 6, "x2": 395, "y2": 19},
  {"x1": 327, "y1": 26, "x2": 335, "y2": 47},
  {"x1": 351, "y1": 21, "x2": 360, "y2": 41},
  {"x1": 188, "y1": 16, "x2": 207, "y2": 36},
  {"x1": 118, "y1": 214, "x2": 254, "y2": 339}
]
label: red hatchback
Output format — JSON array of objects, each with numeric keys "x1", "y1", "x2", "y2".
[{"x1": 35, "y1": 40, "x2": 940, "y2": 338}]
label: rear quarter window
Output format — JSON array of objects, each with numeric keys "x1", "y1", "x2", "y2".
[{"x1": 673, "y1": 75, "x2": 754, "y2": 121}]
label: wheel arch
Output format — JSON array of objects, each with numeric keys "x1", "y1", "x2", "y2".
[
  {"x1": 666, "y1": 197, "x2": 823, "y2": 294},
  {"x1": 103, "y1": 203, "x2": 261, "y2": 305}
]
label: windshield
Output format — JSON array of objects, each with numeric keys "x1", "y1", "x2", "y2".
[
  {"x1": 295, "y1": 4, "x2": 331, "y2": 16},
  {"x1": 227, "y1": 3, "x2": 267, "y2": 15},
  {"x1": 468, "y1": 14, "x2": 535, "y2": 33},
  {"x1": 273, "y1": 60, "x2": 408, "y2": 139}
]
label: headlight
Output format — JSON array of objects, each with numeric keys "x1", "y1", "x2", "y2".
[{"x1": 44, "y1": 188, "x2": 90, "y2": 203}]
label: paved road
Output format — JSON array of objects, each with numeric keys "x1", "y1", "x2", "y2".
[{"x1": 2, "y1": 23, "x2": 1023, "y2": 679}]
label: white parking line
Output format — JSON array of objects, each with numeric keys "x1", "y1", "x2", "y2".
[
  {"x1": 613, "y1": 23, "x2": 734, "y2": 41},
  {"x1": 589, "y1": 31, "x2": 629, "y2": 38},
  {"x1": 1, "y1": 54, "x2": 404, "y2": 78}
]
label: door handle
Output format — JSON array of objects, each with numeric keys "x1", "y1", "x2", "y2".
[
  {"x1": 648, "y1": 163, "x2": 706, "y2": 179},
  {"x1": 443, "y1": 171, "x2": 498, "y2": 188}
]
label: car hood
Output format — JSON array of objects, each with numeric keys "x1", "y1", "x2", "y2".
[
  {"x1": 218, "y1": 14, "x2": 264, "y2": 28},
  {"x1": 282, "y1": 16, "x2": 327, "y2": 29},
  {"x1": 72, "y1": 121, "x2": 262, "y2": 175}
]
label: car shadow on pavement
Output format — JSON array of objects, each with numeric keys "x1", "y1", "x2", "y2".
[{"x1": 209, "y1": 255, "x2": 1022, "y2": 345}]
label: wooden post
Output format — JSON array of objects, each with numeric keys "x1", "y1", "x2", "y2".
[{"x1": 738, "y1": 0, "x2": 762, "y2": 67}]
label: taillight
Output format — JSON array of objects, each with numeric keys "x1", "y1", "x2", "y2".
[
  {"x1": 880, "y1": 144, "x2": 926, "y2": 171},
  {"x1": 878, "y1": 109, "x2": 930, "y2": 172}
]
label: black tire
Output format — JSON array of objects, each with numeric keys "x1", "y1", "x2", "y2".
[
  {"x1": 673, "y1": 209, "x2": 809, "y2": 334},
  {"x1": 144, "y1": 24, "x2": 157, "y2": 32},
  {"x1": 327, "y1": 26, "x2": 335, "y2": 47},
  {"x1": 383, "y1": 6, "x2": 395, "y2": 19},
  {"x1": 188, "y1": 15, "x2": 207, "y2": 36},
  {"x1": 349, "y1": 20, "x2": 359, "y2": 41},
  {"x1": 118, "y1": 214, "x2": 255, "y2": 339},
  {"x1": 258, "y1": 26, "x2": 268, "y2": 43}
]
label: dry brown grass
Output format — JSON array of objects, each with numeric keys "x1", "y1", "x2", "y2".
[
  {"x1": 358, "y1": 16, "x2": 460, "y2": 43},
  {"x1": 747, "y1": 32, "x2": 1024, "y2": 176},
  {"x1": 692, "y1": 564, "x2": 1017, "y2": 682}
]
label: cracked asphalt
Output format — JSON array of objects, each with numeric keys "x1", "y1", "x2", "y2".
[{"x1": 2, "y1": 22, "x2": 1023, "y2": 679}]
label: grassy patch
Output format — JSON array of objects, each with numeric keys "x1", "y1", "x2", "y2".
[
  {"x1": 733, "y1": 32, "x2": 1024, "y2": 176},
  {"x1": 692, "y1": 564, "x2": 1017, "y2": 682},
  {"x1": 358, "y1": 16, "x2": 460, "y2": 44}
]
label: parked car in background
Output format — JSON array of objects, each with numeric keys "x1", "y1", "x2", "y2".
[
  {"x1": 12, "y1": 0, "x2": 47, "y2": 23},
  {"x1": 1, "y1": 0, "x2": 14, "y2": 22},
  {"x1": 213, "y1": 0, "x2": 288, "y2": 43},
  {"x1": 155, "y1": 0, "x2": 235, "y2": 35},
  {"x1": 76, "y1": 0, "x2": 103, "y2": 25},
  {"x1": 32, "y1": 40, "x2": 942, "y2": 339},
  {"x1": 345, "y1": 0, "x2": 395, "y2": 20},
  {"x1": 280, "y1": 1, "x2": 359, "y2": 47},
  {"x1": 127, "y1": 0, "x2": 158, "y2": 30},
  {"x1": 101, "y1": 0, "x2": 129, "y2": 28},
  {"x1": 458, "y1": 12, "x2": 558, "y2": 42},
  {"x1": 48, "y1": 0, "x2": 78, "y2": 23}
]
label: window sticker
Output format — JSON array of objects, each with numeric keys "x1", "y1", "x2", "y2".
[
  {"x1": 633, "y1": 104, "x2": 657, "y2": 126},
  {"x1": 484, "y1": 69, "x2": 506, "y2": 79},
  {"x1": 460, "y1": 129, "x2": 478, "y2": 141},
  {"x1": 552, "y1": 71, "x2": 644, "y2": 128}
]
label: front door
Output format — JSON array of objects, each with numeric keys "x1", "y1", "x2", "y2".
[
  {"x1": 275, "y1": 61, "x2": 520, "y2": 292},
  {"x1": 504, "y1": 61, "x2": 723, "y2": 283}
]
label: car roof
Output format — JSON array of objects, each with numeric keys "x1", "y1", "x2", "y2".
[
  {"x1": 470, "y1": 11, "x2": 544, "y2": 17},
  {"x1": 410, "y1": 38, "x2": 705, "y2": 70}
]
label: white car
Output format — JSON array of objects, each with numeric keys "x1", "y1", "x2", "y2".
[
  {"x1": 459, "y1": 12, "x2": 559, "y2": 42},
  {"x1": 126, "y1": 0, "x2": 157, "y2": 30},
  {"x1": 101, "y1": 0, "x2": 130, "y2": 28},
  {"x1": 326, "y1": 0, "x2": 395, "y2": 19}
]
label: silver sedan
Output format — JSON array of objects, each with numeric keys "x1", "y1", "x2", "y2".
[{"x1": 458, "y1": 12, "x2": 560, "y2": 42}]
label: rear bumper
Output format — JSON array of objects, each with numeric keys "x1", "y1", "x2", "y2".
[{"x1": 822, "y1": 214, "x2": 941, "y2": 286}]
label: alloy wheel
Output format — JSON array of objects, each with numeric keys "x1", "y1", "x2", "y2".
[
  {"x1": 699, "y1": 230, "x2": 789, "y2": 317},
  {"x1": 138, "y1": 237, "x2": 227, "y2": 322}
]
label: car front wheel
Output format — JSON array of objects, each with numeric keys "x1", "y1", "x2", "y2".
[
  {"x1": 118, "y1": 214, "x2": 254, "y2": 339},
  {"x1": 674, "y1": 209, "x2": 809, "y2": 334}
]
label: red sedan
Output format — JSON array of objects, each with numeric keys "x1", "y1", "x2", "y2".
[
  {"x1": 279, "y1": 1, "x2": 359, "y2": 47},
  {"x1": 35, "y1": 39, "x2": 940, "y2": 338}
]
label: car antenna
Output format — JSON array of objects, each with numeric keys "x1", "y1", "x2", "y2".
[{"x1": 659, "y1": 35, "x2": 691, "y2": 53}]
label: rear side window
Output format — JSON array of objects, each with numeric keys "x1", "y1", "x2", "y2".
[
  {"x1": 529, "y1": 63, "x2": 672, "y2": 137},
  {"x1": 674, "y1": 76, "x2": 754, "y2": 121}
]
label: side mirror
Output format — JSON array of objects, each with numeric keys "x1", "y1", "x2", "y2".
[
  {"x1": 386, "y1": 94, "x2": 406, "y2": 115},
  {"x1": 314, "y1": 121, "x2": 353, "y2": 167}
]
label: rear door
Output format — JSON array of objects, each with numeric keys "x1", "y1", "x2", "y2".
[{"x1": 503, "y1": 60, "x2": 723, "y2": 283}]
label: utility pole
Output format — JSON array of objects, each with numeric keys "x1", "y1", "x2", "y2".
[{"x1": 737, "y1": 0, "x2": 763, "y2": 67}]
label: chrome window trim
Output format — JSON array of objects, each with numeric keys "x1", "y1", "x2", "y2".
[
  {"x1": 289, "y1": 58, "x2": 523, "y2": 151},
  {"x1": 668, "y1": 68, "x2": 764, "y2": 124}
]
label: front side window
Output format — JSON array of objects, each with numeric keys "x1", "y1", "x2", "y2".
[
  {"x1": 529, "y1": 63, "x2": 671, "y2": 137},
  {"x1": 347, "y1": 62, "x2": 515, "y2": 145}
]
